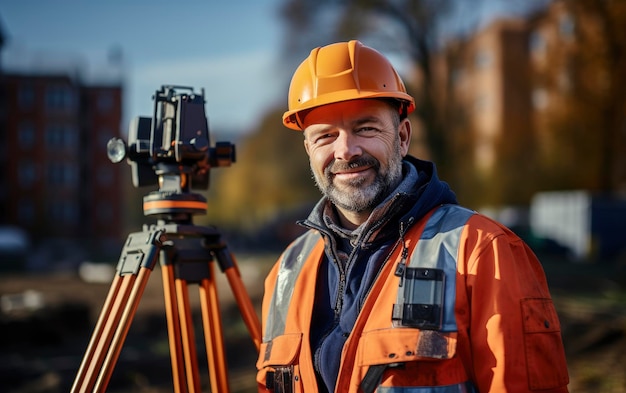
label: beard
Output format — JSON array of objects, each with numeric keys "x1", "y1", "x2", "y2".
[{"x1": 311, "y1": 140, "x2": 404, "y2": 213}]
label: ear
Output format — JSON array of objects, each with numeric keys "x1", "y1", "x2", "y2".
[
  {"x1": 398, "y1": 118, "x2": 412, "y2": 156},
  {"x1": 303, "y1": 137, "x2": 311, "y2": 156}
]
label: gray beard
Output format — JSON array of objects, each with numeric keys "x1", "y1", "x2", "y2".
[{"x1": 311, "y1": 150, "x2": 403, "y2": 213}]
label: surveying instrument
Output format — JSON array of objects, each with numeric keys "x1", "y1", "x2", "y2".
[{"x1": 71, "y1": 85, "x2": 261, "y2": 392}]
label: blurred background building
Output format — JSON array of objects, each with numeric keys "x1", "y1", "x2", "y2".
[
  {"x1": 434, "y1": 1, "x2": 626, "y2": 260},
  {"x1": 0, "y1": 23, "x2": 125, "y2": 270},
  {"x1": 1, "y1": 0, "x2": 625, "y2": 268}
]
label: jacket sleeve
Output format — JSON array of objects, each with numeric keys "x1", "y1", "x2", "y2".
[{"x1": 455, "y1": 214, "x2": 569, "y2": 392}]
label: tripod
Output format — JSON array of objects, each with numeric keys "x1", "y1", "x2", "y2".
[{"x1": 71, "y1": 189, "x2": 262, "y2": 392}]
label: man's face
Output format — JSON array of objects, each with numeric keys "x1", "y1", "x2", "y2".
[{"x1": 302, "y1": 99, "x2": 411, "y2": 214}]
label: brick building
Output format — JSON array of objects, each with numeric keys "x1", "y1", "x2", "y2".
[
  {"x1": 439, "y1": 0, "x2": 626, "y2": 206},
  {"x1": 0, "y1": 58, "x2": 125, "y2": 269}
]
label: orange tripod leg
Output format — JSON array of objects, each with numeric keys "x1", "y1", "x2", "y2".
[
  {"x1": 199, "y1": 263, "x2": 229, "y2": 393},
  {"x1": 162, "y1": 264, "x2": 188, "y2": 393},
  {"x1": 94, "y1": 267, "x2": 152, "y2": 391},
  {"x1": 211, "y1": 248, "x2": 262, "y2": 351},
  {"x1": 72, "y1": 270, "x2": 144, "y2": 393},
  {"x1": 71, "y1": 228, "x2": 164, "y2": 392},
  {"x1": 71, "y1": 274, "x2": 123, "y2": 392},
  {"x1": 224, "y1": 263, "x2": 262, "y2": 351},
  {"x1": 176, "y1": 278, "x2": 202, "y2": 392}
]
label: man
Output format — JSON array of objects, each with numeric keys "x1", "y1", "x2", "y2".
[{"x1": 256, "y1": 40, "x2": 569, "y2": 392}]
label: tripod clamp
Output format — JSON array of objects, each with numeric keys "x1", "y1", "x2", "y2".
[{"x1": 116, "y1": 227, "x2": 167, "y2": 275}]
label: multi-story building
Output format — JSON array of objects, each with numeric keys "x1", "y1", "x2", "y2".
[
  {"x1": 0, "y1": 69, "x2": 125, "y2": 269},
  {"x1": 447, "y1": 18, "x2": 532, "y2": 174},
  {"x1": 441, "y1": 17, "x2": 534, "y2": 206},
  {"x1": 528, "y1": 1, "x2": 626, "y2": 193},
  {"x1": 440, "y1": 0, "x2": 626, "y2": 206}
]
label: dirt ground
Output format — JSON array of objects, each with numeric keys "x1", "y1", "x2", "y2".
[{"x1": 1, "y1": 256, "x2": 625, "y2": 392}]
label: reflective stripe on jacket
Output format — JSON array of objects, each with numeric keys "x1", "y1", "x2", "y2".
[{"x1": 256, "y1": 204, "x2": 570, "y2": 392}]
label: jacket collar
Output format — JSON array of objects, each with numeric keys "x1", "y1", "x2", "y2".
[{"x1": 300, "y1": 156, "x2": 458, "y2": 245}]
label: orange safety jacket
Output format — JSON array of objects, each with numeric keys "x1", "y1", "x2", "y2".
[{"x1": 256, "y1": 204, "x2": 570, "y2": 392}]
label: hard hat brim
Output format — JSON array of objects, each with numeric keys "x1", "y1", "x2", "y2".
[{"x1": 283, "y1": 91, "x2": 415, "y2": 131}]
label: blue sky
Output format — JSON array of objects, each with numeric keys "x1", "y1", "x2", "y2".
[
  {"x1": 1, "y1": 1, "x2": 286, "y2": 137},
  {"x1": 0, "y1": 0, "x2": 543, "y2": 139}
]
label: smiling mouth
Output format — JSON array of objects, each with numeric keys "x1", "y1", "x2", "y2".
[
  {"x1": 328, "y1": 156, "x2": 378, "y2": 180},
  {"x1": 332, "y1": 166, "x2": 373, "y2": 181}
]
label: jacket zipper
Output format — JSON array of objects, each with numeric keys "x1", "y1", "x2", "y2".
[
  {"x1": 333, "y1": 216, "x2": 390, "y2": 316},
  {"x1": 359, "y1": 217, "x2": 414, "y2": 310},
  {"x1": 298, "y1": 220, "x2": 349, "y2": 316}
]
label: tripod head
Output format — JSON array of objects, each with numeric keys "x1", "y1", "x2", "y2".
[{"x1": 107, "y1": 85, "x2": 235, "y2": 220}]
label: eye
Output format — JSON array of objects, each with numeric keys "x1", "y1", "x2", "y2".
[
  {"x1": 314, "y1": 133, "x2": 335, "y2": 144},
  {"x1": 356, "y1": 126, "x2": 379, "y2": 135}
]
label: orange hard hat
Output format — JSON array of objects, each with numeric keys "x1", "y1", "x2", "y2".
[{"x1": 282, "y1": 40, "x2": 415, "y2": 131}]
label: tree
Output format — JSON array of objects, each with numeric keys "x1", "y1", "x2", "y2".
[
  {"x1": 570, "y1": 0, "x2": 626, "y2": 193},
  {"x1": 278, "y1": 0, "x2": 463, "y2": 176},
  {"x1": 199, "y1": 108, "x2": 319, "y2": 232},
  {"x1": 276, "y1": 0, "x2": 552, "y2": 201},
  {"x1": 533, "y1": 0, "x2": 626, "y2": 193}
]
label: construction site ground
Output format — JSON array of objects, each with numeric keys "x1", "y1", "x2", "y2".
[{"x1": 1, "y1": 254, "x2": 625, "y2": 392}]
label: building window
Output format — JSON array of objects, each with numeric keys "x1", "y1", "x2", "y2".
[
  {"x1": 532, "y1": 88, "x2": 549, "y2": 110},
  {"x1": 558, "y1": 69, "x2": 572, "y2": 92},
  {"x1": 18, "y1": 200, "x2": 35, "y2": 224},
  {"x1": 45, "y1": 124, "x2": 78, "y2": 150},
  {"x1": 475, "y1": 138, "x2": 495, "y2": 170},
  {"x1": 474, "y1": 93, "x2": 490, "y2": 112},
  {"x1": 474, "y1": 49, "x2": 492, "y2": 69},
  {"x1": 18, "y1": 85, "x2": 35, "y2": 111},
  {"x1": 559, "y1": 13, "x2": 575, "y2": 39},
  {"x1": 529, "y1": 30, "x2": 546, "y2": 56},
  {"x1": 18, "y1": 121, "x2": 36, "y2": 149},
  {"x1": 18, "y1": 161, "x2": 37, "y2": 188},
  {"x1": 48, "y1": 201, "x2": 79, "y2": 225},
  {"x1": 451, "y1": 68, "x2": 465, "y2": 87},
  {"x1": 45, "y1": 84, "x2": 77, "y2": 113},
  {"x1": 97, "y1": 92, "x2": 114, "y2": 114},
  {"x1": 47, "y1": 162, "x2": 79, "y2": 187}
]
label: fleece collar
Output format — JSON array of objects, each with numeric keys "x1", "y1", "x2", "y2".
[{"x1": 301, "y1": 156, "x2": 458, "y2": 246}]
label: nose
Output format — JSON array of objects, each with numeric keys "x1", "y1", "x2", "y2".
[{"x1": 334, "y1": 131, "x2": 362, "y2": 161}]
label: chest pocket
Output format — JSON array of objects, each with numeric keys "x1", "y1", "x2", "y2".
[
  {"x1": 257, "y1": 334, "x2": 304, "y2": 392},
  {"x1": 357, "y1": 328, "x2": 457, "y2": 367},
  {"x1": 356, "y1": 329, "x2": 469, "y2": 393}
]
